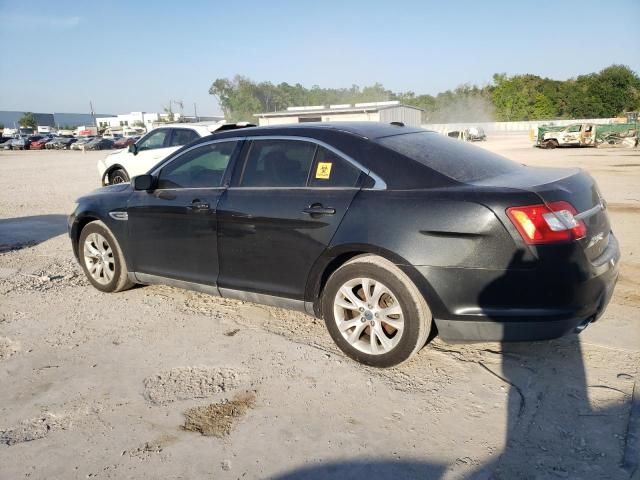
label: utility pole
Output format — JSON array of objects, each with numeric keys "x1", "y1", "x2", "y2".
[
  {"x1": 194, "y1": 103, "x2": 198, "y2": 122},
  {"x1": 89, "y1": 101, "x2": 96, "y2": 129},
  {"x1": 167, "y1": 100, "x2": 173, "y2": 122}
]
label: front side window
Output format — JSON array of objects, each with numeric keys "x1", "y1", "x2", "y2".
[
  {"x1": 157, "y1": 141, "x2": 238, "y2": 189},
  {"x1": 240, "y1": 139, "x2": 316, "y2": 187},
  {"x1": 566, "y1": 125, "x2": 582, "y2": 133},
  {"x1": 309, "y1": 146, "x2": 361, "y2": 188},
  {"x1": 137, "y1": 129, "x2": 168, "y2": 152},
  {"x1": 169, "y1": 129, "x2": 200, "y2": 147}
]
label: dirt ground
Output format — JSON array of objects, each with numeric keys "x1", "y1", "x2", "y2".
[{"x1": 0, "y1": 136, "x2": 639, "y2": 480}]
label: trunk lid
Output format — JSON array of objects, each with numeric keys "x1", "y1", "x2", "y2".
[{"x1": 473, "y1": 166, "x2": 610, "y2": 261}]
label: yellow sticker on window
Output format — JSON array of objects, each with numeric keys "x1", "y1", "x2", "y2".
[{"x1": 316, "y1": 162, "x2": 332, "y2": 179}]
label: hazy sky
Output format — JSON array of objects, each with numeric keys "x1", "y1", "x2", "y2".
[{"x1": 1, "y1": 0, "x2": 638, "y2": 116}]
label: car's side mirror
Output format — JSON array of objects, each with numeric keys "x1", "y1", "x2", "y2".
[
  {"x1": 128, "y1": 143, "x2": 138, "y2": 155},
  {"x1": 133, "y1": 174, "x2": 155, "y2": 191}
]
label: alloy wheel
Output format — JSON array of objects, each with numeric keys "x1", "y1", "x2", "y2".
[
  {"x1": 333, "y1": 277, "x2": 404, "y2": 355},
  {"x1": 83, "y1": 232, "x2": 115, "y2": 285}
]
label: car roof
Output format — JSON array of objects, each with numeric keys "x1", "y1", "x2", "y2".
[
  {"x1": 172, "y1": 122, "x2": 446, "y2": 190},
  {"x1": 206, "y1": 121, "x2": 425, "y2": 141}
]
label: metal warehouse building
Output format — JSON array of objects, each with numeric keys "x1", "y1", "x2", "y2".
[{"x1": 254, "y1": 101, "x2": 423, "y2": 127}]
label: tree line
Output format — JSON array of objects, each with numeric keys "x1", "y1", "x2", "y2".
[{"x1": 209, "y1": 65, "x2": 640, "y2": 123}]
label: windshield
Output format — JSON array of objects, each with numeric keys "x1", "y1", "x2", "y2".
[{"x1": 377, "y1": 131, "x2": 522, "y2": 183}]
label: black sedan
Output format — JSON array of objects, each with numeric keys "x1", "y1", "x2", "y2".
[
  {"x1": 68, "y1": 122, "x2": 619, "y2": 367},
  {"x1": 84, "y1": 137, "x2": 114, "y2": 151}
]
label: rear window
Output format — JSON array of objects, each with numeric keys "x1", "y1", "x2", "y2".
[{"x1": 377, "y1": 132, "x2": 521, "y2": 183}]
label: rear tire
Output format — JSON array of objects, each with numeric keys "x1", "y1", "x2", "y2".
[
  {"x1": 322, "y1": 255, "x2": 432, "y2": 368},
  {"x1": 78, "y1": 220, "x2": 134, "y2": 293},
  {"x1": 109, "y1": 168, "x2": 129, "y2": 185}
]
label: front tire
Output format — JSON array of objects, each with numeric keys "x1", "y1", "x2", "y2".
[
  {"x1": 322, "y1": 255, "x2": 432, "y2": 368},
  {"x1": 78, "y1": 220, "x2": 134, "y2": 293},
  {"x1": 109, "y1": 168, "x2": 129, "y2": 185}
]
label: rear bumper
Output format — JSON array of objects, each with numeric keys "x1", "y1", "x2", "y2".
[{"x1": 410, "y1": 234, "x2": 620, "y2": 342}]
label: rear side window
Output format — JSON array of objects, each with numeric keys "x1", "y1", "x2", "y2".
[
  {"x1": 240, "y1": 139, "x2": 316, "y2": 187},
  {"x1": 157, "y1": 141, "x2": 238, "y2": 189},
  {"x1": 377, "y1": 132, "x2": 521, "y2": 183},
  {"x1": 169, "y1": 129, "x2": 200, "y2": 147},
  {"x1": 309, "y1": 146, "x2": 361, "y2": 188}
]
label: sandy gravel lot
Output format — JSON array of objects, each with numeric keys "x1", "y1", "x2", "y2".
[{"x1": 0, "y1": 136, "x2": 639, "y2": 480}]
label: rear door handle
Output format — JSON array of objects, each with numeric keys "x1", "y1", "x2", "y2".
[{"x1": 303, "y1": 204, "x2": 336, "y2": 216}]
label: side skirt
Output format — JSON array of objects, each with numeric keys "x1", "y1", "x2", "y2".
[{"x1": 130, "y1": 272, "x2": 313, "y2": 315}]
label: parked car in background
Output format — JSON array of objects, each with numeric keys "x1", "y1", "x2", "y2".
[
  {"x1": 113, "y1": 136, "x2": 139, "y2": 149},
  {"x1": 71, "y1": 137, "x2": 95, "y2": 150},
  {"x1": 29, "y1": 138, "x2": 48, "y2": 150},
  {"x1": 103, "y1": 133, "x2": 123, "y2": 140},
  {"x1": 45, "y1": 137, "x2": 63, "y2": 149},
  {"x1": 45, "y1": 136, "x2": 77, "y2": 149},
  {"x1": 98, "y1": 121, "x2": 254, "y2": 185},
  {"x1": 29, "y1": 136, "x2": 55, "y2": 150},
  {"x1": 1, "y1": 140, "x2": 12, "y2": 149},
  {"x1": 123, "y1": 127, "x2": 145, "y2": 138},
  {"x1": 59, "y1": 137, "x2": 79, "y2": 149},
  {"x1": 70, "y1": 122, "x2": 619, "y2": 367},
  {"x1": 9, "y1": 136, "x2": 28, "y2": 150},
  {"x1": 467, "y1": 126, "x2": 487, "y2": 141},
  {"x1": 24, "y1": 135, "x2": 47, "y2": 149},
  {"x1": 446, "y1": 127, "x2": 487, "y2": 142},
  {"x1": 84, "y1": 137, "x2": 114, "y2": 151}
]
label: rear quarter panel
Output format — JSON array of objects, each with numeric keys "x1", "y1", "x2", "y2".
[
  {"x1": 308, "y1": 188, "x2": 540, "y2": 318},
  {"x1": 330, "y1": 189, "x2": 521, "y2": 269}
]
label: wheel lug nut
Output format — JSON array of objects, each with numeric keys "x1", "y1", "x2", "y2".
[
  {"x1": 374, "y1": 313, "x2": 379, "y2": 318},
  {"x1": 359, "y1": 307, "x2": 364, "y2": 312},
  {"x1": 360, "y1": 317, "x2": 366, "y2": 323}
]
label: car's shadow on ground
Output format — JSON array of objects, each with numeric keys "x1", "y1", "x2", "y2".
[
  {"x1": 276, "y1": 249, "x2": 636, "y2": 479},
  {"x1": 272, "y1": 332, "x2": 636, "y2": 478},
  {"x1": 0, "y1": 214, "x2": 67, "y2": 252},
  {"x1": 272, "y1": 460, "x2": 446, "y2": 480},
  {"x1": 466, "y1": 250, "x2": 635, "y2": 479}
]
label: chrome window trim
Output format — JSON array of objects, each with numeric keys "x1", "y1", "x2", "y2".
[
  {"x1": 150, "y1": 187, "x2": 227, "y2": 192},
  {"x1": 150, "y1": 137, "x2": 245, "y2": 176},
  {"x1": 151, "y1": 135, "x2": 387, "y2": 190},
  {"x1": 226, "y1": 186, "x2": 360, "y2": 191},
  {"x1": 241, "y1": 135, "x2": 386, "y2": 190}
]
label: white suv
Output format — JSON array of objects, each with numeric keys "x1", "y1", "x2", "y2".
[{"x1": 97, "y1": 121, "x2": 251, "y2": 185}]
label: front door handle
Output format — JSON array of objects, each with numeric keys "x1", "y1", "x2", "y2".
[
  {"x1": 190, "y1": 199, "x2": 210, "y2": 211},
  {"x1": 303, "y1": 203, "x2": 336, "y2": 216}
]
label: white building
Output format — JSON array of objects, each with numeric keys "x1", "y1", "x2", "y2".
[
  {"x1": 254, "y1": 101, "x2": 423, "y2": 127},
  {"x1": 96, "y1": 111, "x2": 225, "y2": 132},
  {"x1": 96, "y1": 112, "x2": 170, "y2": 131}
]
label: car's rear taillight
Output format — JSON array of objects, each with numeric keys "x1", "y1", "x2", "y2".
[{"x1": 506, "y1": 201, "x2": 586, "y2": 244}]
